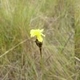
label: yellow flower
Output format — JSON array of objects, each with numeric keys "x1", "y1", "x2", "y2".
[{"x1": 30, "y1": 29, "x2": 45, "y2": 42}]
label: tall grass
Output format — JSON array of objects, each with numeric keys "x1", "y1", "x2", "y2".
[{"x1": 0, "y1": 0, "x2": 78, "y2": 80}]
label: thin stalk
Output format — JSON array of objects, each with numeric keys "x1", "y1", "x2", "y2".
[{"x1": 39, "y1": 47, "x2": 44, "y2": 80}]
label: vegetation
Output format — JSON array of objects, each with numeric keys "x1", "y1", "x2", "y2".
[{"x1": 0, "y1": 0, "x2": 79, "y2": 80}]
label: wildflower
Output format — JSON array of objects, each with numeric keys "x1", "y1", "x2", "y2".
[
  {"x1": 30, "y1": 29, "x2": 45, "y2": 56},
  {"x1": 30, "y1": 29, "x2": 45, "y2": 42}
]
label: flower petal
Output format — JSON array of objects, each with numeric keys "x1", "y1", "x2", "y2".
[
  {"x1": 30, "y1": 29, "x2": 45, "y2": 42},
  {"x1": 30, "y1": 30, "x2": 36, "y2": 37},
  {"x1": 37, "y1": 36, "x2": 43, "y2": 42},
  {"x1": 40, "y1": 29, "x2": 44, "y2": 32},
  {"x1": 41, "y1": 33, "x2": 45, "y2": 37}
]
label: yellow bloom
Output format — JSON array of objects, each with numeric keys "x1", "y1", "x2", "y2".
[{"x1": 30, "y1": 29, "x2": 45, "y2": 42}]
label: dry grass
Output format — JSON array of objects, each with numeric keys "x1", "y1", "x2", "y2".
[{"x1": 0, "y1": 0, "x2": 79, "y2": 80}]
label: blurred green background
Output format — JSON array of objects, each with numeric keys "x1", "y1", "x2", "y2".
[{"x1": 0, "y1": 0, "x2": 79, "y2": 80}]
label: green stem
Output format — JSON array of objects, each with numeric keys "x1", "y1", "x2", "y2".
[{"x1": 39, "y1": 47, "x2": 44, "y2": 79}]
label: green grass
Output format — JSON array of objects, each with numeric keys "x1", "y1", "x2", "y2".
[{"x1": 0, "y1": 0, "x2": 79, "y2": 80}]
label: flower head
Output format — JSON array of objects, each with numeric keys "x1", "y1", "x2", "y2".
[{"x1": 30, "y1": 29, "x2": 45, "y2": 42}]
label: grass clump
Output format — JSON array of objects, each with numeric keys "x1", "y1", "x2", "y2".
[{"x1": 0, "y1": 0, "x2": 79, "y2": 80}]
